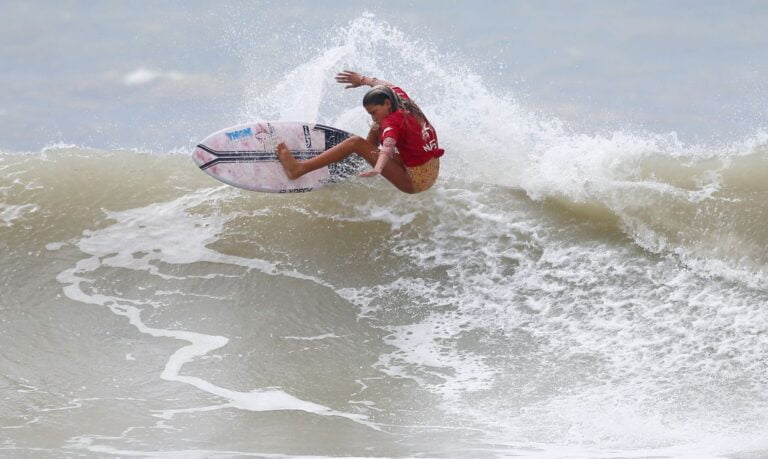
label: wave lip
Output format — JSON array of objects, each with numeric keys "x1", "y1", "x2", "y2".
[{"x1": 517, "y1": 130, "x2": 768, "y2": 286}]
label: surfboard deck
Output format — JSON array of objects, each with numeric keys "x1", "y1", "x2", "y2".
[{"x1": 192, "y1": 121, "x2": 365, "y2": 193}]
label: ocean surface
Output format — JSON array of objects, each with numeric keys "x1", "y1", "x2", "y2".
[{"x1": 2, "y1": 2, "x2": 768, "y2": 458}]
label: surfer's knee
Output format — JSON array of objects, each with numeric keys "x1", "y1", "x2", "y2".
[
  {"x1": 345, "y1": 135, "x2": 367, "y2": 148},
  {"x1": 352, "y1": 135, "x2": 382, "y2": 154},
  {"x1": 342, "y1": 135, "x2": 376, "y2": 157}
]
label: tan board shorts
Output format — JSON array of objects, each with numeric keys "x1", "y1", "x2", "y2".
[{"x1": 406, "y1": 157, "x2": 440, "y2": 193}]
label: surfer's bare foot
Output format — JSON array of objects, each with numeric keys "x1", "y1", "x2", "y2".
[{"x1": 276, "y1": 143, "x2": 304, "y2": 179}]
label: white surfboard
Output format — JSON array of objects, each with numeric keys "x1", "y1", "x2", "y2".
[{"x1": 191, "y1": 121, "x2": 365, "y2": 193}]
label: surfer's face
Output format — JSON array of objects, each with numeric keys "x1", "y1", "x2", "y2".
[{"x1": 365, "y1": 99, "x2": 393, "y2": 124}]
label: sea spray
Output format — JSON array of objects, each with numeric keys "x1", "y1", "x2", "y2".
[{"x1": 237, "y1": 15, "x2": 768, "y2": 286}]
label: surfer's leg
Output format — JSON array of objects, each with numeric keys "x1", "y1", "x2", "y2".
[
  {"x1": 277, "y1": 137, "x2": 415, "y2": 193},
  {"x1": 276, "y1": 137, "x2": 368, "y2": 178}
]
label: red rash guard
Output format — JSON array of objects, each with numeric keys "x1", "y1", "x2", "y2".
[{"x1": 379, "y1": 87, "x2": 444, "y2": 167}]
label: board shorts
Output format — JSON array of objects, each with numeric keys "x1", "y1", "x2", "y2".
[{"x1": 406, "y1": 157, "x2": 440, "y2": 193}]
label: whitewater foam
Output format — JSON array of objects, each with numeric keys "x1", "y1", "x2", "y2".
[{"x1": 0, "y1": 203, "x2": 38, "y2": 227}]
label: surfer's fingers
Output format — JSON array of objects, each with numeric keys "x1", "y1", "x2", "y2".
[
  {"x1": 337, "y1": 70, "x2": 362, "y2": 82},
  {"x1": 359, "y1": 169, "x2": 380, "y2": 177}
]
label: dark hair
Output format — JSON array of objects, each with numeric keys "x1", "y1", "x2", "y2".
[
  {"x1": 362, "y1": 85, "x2": 429, "y2": 127},
  {"x1": 362, "y1": 85, "x2": 399, "y2": 111}
]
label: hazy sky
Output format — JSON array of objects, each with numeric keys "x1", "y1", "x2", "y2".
[{"x1": 1, "y1": 0, "x2": 767, "y2": 151}]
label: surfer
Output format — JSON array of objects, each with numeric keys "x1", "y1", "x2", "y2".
[{"x1": 276, "y1": 70, "x2": 444, "y2": 194}]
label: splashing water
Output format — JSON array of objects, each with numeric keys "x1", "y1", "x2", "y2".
[{"x1": 240, "y1": 15, "x2": 768, "y2": 286}]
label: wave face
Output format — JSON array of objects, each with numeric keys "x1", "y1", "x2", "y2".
[{"x1": 2, "y1": 15, "x2": 768, "y2": 459}]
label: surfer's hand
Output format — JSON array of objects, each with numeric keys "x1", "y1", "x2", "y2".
[
  {"x1": 336, "y1": 70, "x2": 364, "y2": 89},
  {"x1": 359, "y1": 168, "x2": 381, "y2": 178},
  {"x1": 361, "y1": 148, "x2": 389, "y2": 177}
]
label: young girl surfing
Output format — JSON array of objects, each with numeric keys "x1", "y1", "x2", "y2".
[{"x1": 276, "y1": 70, "x2": 444, "y2": 194}]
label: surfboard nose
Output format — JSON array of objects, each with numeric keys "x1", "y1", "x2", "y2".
[{"x1": 192, "y1": 146, "x2": 213, "y2": 168}]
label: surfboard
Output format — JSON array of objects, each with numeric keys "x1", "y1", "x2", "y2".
[{"x1": 191, "y1": 121, "x2": 365, "y2": 193}]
